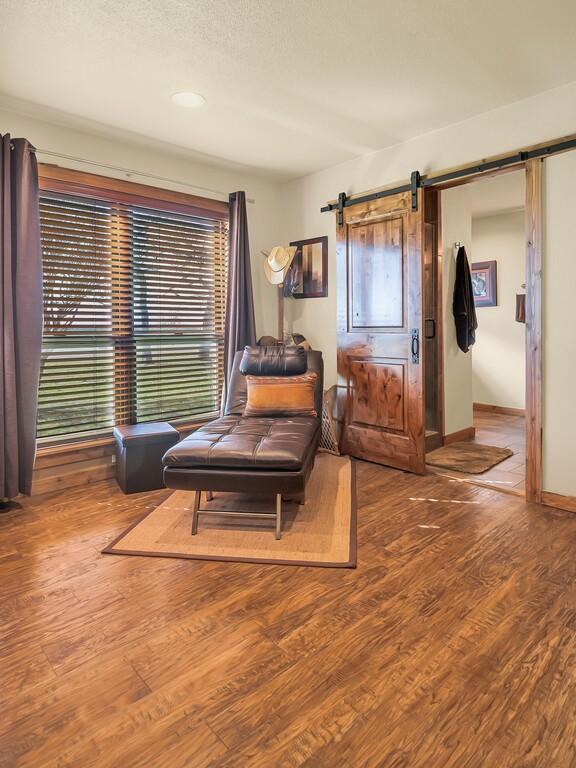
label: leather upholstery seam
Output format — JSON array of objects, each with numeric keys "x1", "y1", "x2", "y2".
[
  {"x1": 252, "y1": 421, "x2": 275, "y2": 465},
  {"x1": 206, "y1": 419, "x2": 238, "y2": 466}
]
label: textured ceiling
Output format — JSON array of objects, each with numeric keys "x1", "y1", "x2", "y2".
[{"x1": 1, "y1": 0, "x2": 576, "y2": 179}]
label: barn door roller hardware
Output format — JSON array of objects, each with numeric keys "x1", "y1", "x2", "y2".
[
  {"x1": 336, "y1": 192, "x2": 347, "y2": 226},
  {"x1": 321, "y1": 135, "x2": 576, "y2": 215},
  {"x1": 410, "y1": 170, "x2": 421, "y2": 212}
]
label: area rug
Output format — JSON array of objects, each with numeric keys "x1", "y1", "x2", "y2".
[
  {"x1": 427, "y1": 441, "x2": 513, "y2": 474},
  {"x1": 103, "y1": 453, "x2": 356, "y2": 568}
]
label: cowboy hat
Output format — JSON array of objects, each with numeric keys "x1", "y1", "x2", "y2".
[{"x1": 262, "y1": 245, "x2": 297, "y2": 285}]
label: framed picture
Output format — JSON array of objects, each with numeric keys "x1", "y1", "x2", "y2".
[
  {"x1": 284, "y1": 236, "x2": 328, "y2": 299},
  {"x1": 471, "y1": 260, "x2": 497, "y2": 307}
]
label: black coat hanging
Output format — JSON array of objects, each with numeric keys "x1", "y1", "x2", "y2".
[{"x1": 452, "y1": 245, "x2": 478, "y2": 353}]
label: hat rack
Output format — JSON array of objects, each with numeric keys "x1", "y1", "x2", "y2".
[{"x1": 262, "y1": 246, "x2": 297, "y2": 343}]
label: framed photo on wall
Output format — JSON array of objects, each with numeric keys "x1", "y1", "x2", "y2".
[
  {"x1": 284, "y1": 236, "x2": 328, "y2": 298},
  {"x1": 471, "y1": 260, "x2": 497, "y2": 307}
]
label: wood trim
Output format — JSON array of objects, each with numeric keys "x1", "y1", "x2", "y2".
[
  {"x1": 429, "y1": 132, "x2": 576, "y2": 190},
  {"x1": 473, "y1": 403, "x2": 526, "y2": 417},
  {"x1": 443, "y1": 426, "x2": 476, "y2": 445},
  {"x1": 425, "y1": 432, "x2": 443, "y2": 452},
  {"x1": 525, "y1": 159, "x2": 543, "y2": 504},
  {"x1": 35, "y1": 419, "x2": 209, "y2": 460},
  {"x1": 432, "y1": 160, "x2": 542, "y2": 504},
  {"x1": 34, "y1": 444, "x2": 114, "y2": 471},
  {"x1": 36, "y1": 436, "x2": 115, "y2": 457},
  {"x1": 541, "y1": 492, "x2": 576, "y2": 514},
  {"x1": 325, "y1": 130, "x2": 576, "y2": 208},
  {"x1": 435, "y1": 191, "x2": 446, "y2": 440},
  {"x1": 38, "y1": 164, "x2": 229, "y2": 219}
]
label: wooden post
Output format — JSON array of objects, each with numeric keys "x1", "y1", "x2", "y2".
[
  {"x1": 525, "y1": 158, "x2": 543, "y2": 504},
  {"x1": 277, "y1": 285, "x2": 284, "y2": 342}
]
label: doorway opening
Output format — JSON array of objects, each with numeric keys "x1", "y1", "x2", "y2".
[{"x1": 424, "y1": 170, "x2": 529, "y2": 497}]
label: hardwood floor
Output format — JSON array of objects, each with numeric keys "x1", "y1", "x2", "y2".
[
  {"x1": 429, "y1": 410, "x2": 526, "y2": 494},
  {"x1": 1, "y1": 461, "x2": 576, "y2": 767}
]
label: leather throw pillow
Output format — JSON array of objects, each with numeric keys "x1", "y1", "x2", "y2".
[{"x1": 244, "y1": 372, "x2": 317, "y2": 417}]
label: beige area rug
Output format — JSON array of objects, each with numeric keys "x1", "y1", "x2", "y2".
[
  {"x1": 103, "y1": 453, "x2": 356, "y2": 568},
  {"x1": 427, "y1": 441, "x2": 513, "y2": 474}
]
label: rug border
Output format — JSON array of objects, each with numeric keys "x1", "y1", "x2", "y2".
[{"x1": 102, "y1": 457, "x2": 357, "y2": 569}]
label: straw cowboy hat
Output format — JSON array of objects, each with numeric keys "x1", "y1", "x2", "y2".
[{"x1": 262, "y1": 246, "x2": 297, "y2": 285}]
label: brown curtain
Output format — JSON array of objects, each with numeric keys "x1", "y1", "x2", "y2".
[
  {"x1": 224, "y1": 191, "x2": 256, "y2": 386},
  {"x1": 1, "y1": 135, "x2": 43, "y2": 500}
]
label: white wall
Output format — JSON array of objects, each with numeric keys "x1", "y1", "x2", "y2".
[
  {"x1": 279, "y1": 79, "x2": 576, "y2": 388},
  {"x1": 542, "y1": 154, "x2": 576, "y2": 497},
  {"x1": 0, "y1": 105, "x2": 282, "y2": 340},
  {"x1": 471, "y1": 211, "x2": 526, "y2": 410},
  {"x1": 441, "y1": 186, "x2": 474, "y2": 435}
]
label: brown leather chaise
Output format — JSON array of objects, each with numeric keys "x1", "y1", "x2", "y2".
[{"x1": 163, "y1": 348, "x2": 323, "y2": 539}]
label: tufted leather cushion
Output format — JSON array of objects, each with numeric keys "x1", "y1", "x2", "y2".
[
  {"x1": 239, "y1": 345, "x2": 307, "y2": 377},
  {"x1": 163, "y1": 415, "x2": 320, "y2": 470}
]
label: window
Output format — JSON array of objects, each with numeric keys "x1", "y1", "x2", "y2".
[{"x1": 37, "y1": 167, "x2": 228, "y2": 442}]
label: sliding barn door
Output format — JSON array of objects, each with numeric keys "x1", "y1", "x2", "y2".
[{"x1": 337, "y1": 190, "x2": 426, "y2": 473}]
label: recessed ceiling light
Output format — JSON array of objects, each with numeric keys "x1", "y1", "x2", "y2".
[{"x1": 171, "y1": 91, "x2": 206, "y2": 108}]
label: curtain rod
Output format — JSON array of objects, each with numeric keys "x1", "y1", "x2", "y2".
[
  {"x1": 321, "y1": 134, "x2": 576, "y2": 218},
  {"x1": 33, "y1": 148, "x2": 255, "y2": 204}
]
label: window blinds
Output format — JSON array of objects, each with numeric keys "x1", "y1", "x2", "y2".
[{"x1": 38, "y1": 190, "x2": 228, "y2": 440}]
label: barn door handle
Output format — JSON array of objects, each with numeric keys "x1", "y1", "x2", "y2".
[{"x1": 411, "y1": 329, "x2": 420, "y2": 364}]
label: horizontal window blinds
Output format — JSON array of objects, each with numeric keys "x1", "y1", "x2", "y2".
[{"x1": 38, "y1": 190, "x2": 228, "y2": 440}]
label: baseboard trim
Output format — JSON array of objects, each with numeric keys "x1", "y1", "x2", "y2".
[
  {"x1": 541, "y1": 491, "x2": 576, "y2": 514},
  {"x1": 443, "y1": 426, "x2": 476, "y2": 446},
  {"x1": 473, "y1": 403, "x2": 526, "y2": 417},
  {"x1": 425, "y1": 432, "x2": 443, "y2": 452}
]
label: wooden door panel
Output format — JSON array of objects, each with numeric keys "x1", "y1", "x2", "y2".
[
  {"x1": 350, "y1": 217, "x2": 403, "y2": 328},
  {"x1": 349, "y1": 358, "x2": 405, "y2": 432},
  {"x1": 337, "y1": 190, "x2": 425, "y2": 474}
]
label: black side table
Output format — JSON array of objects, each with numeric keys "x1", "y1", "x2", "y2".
[{"x1": 113, "y1": 422, "x2": 180, "y2": 494}]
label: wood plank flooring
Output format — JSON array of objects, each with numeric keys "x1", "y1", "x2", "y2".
[
  {"x1": 428, "y1": 410, "x2": 526, "y2": 494},
  {"x1": 1, "y1": 461, "x2": 576, "y2": 767}
]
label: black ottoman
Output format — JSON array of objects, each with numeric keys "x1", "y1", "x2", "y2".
[{"x1": 114, "y1": 422, "x2": 180, "y2": 494}]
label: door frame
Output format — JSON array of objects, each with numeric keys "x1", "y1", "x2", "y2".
[{"x1": 431, "y1": 160, "x2": 542, "y2": 503}]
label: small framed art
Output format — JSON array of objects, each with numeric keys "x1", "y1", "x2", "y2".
[
  {"x1": 284, "y1": 236, "x2": 328, "y2": 299},
  {"x1": 471, "y1": 260, "x2": 497, "y2": 307}
]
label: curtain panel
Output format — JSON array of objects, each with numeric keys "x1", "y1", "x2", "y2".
[
  {"x1": 0, "y1": 135, "x2": 43, "y2": 499},
  {"x1": 223, "y1": 191, "x2": 256, "y2": 388}
]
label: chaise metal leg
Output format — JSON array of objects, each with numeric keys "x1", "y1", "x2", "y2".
[
  {"x1": 191, "y1": 490, "x2": 201, "y2": 535},
  {"x1": 191, "y1": 490, "x2": 283, "y2": 539},
  {"x1": 275, "y1": 493, "x2": 282, "y2": 540}
]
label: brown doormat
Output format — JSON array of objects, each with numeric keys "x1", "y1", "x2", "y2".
[
  {"x1": 103, "y1": 453, "x2": 356, "y2": 568},
  {"x1": 427, "y1": 442, "x2": 513, "y2": 474}
]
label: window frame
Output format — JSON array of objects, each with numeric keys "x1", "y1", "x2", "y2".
[{"x1": 37, "y1": 164, "x2": 229, "y2": 448}]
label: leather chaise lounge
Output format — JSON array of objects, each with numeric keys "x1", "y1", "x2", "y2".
[{"x1": 162, "y1": 347, "x2": 323, "y2": 539}]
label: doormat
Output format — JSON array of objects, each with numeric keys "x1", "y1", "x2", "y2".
[{"x1": 427, "y1": 442, "x2": 513, "y2": 474}]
